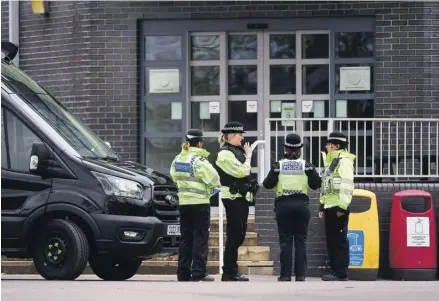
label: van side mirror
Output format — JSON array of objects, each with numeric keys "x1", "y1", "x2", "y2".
[{"x1": 29, "y1": 141, "x2": 51, "y2": 175}]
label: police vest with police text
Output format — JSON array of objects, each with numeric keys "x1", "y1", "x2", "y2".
[{"x1": 275, "y1": 158, "x2": 308, "y2": 197}]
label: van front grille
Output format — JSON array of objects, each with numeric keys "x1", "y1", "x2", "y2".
[{"x1": 152, "y1": 185, "x2": 179, "y2": 222}]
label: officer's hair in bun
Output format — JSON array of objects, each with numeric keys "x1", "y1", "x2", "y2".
[
  {"x1": 218, "y1": 134, "x2": 230, "y2": 144},
  {"x1": 182, "y1": 140, "x2": 199, "y2": 151}
]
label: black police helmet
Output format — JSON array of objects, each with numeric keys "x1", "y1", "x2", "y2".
[
  {"x1": 221, "y1": 121, "x2": 246, "y2": 134},
  {"x1": 186, "y1": 129, "x2": 204, "y2": 142},
  {"x1": 326, "y1": 131, "x2": 348, "y2": 148},
  {"x1": 284, "y1": 133, "x2": 303, "y2": 149}
]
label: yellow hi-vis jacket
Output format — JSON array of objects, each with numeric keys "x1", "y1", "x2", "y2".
[
  {"x1": 170, "y1": 147, "x2": 221, "y2": 206},
  {"x1": 319, "y1": 149, "x2": 356, "y2": 211}
]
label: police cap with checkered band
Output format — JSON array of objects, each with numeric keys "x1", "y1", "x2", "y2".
[
  {"x1": 284, "y1": 133, "x2": 303, "y2": 149},
  {"x1": 186, "y1": 129, "x2": 204, "y2": 142},
  {"x1": 221, "y1": 121, "x2": 246, "y2": 134}
]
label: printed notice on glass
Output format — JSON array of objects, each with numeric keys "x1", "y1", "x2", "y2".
[
  {"x1": 302, "y1": 100, "x2": 313, "y2": 113},
  {"x1": 209, "y1": 101, "x2": 220, "y2": 114},
  {"x1": 149, "y1": 69, "x2": 180, "y2": 94},
  {"x1": 247, "y1": 101, "x2": 257, "y2": 113},
  {"x1": 339, "y1": 66, "x2": 371, "y2": 91},
  {"x1": 281, "y1": 103, "x2": 295, "y2": 127},
  {"x1": 406, "y1": 217, "x2": 430, "y2": 247}
]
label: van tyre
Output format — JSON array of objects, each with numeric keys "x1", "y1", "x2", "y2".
[
  {"x1": 33, "y1": 219, "x2": 89, "y2": 280},
  {"x1": 89, "y1": 256, "x2": 142, "y2": 281}
]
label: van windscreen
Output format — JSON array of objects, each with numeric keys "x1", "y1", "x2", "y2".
[{"x1": 1, "y1": 59, "x2": 119, "y2": 160}]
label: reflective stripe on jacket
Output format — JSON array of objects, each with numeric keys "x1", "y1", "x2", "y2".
[
  {"x1": 275, "y1": 158, "x2": 309, "y2": 197},
  {"x1": 170, "y1": 147, "x2": 220, "y2": 205},
  {"x1": 319, "y1": 149, "x2": 356, "y2": 210}
]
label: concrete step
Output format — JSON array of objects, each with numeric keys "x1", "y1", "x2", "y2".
[
  {"x1": 209, "y1": 216, "x2": 255, "y2": 232},
  {"x1": 1, "y1": 260, "x2": 274, "y2": 276},
  {"x1": 150, "y1": 246, "x2": 270, "y2": 262},
  {"x1": 208, "y1": 232, "x2": 258, "y2": 246}
]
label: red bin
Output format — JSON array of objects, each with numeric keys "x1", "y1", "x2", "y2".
[{"x1": 389, "y1": 190, "x2": 437, "y2": 281}]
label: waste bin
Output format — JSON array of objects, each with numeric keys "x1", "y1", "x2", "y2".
[
  {"x1": 389, "y1": 190, "x2": 437, "y2": 281},
  {"x1": 347, "y1": 189, "x2": 380, "y2": 280}
]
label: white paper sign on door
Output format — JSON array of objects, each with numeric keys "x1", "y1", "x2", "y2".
[
  {"x1": 246, "y1": 101, "x2": 257, "y2": 113},
  {"x1": 209, "y1": 101, "x2": 220, "y2": 114},
  {"x1": 302, "y1": 100, "x2": 313, "y2": 113},
  {"x1": 406, "y1": 217, "x2": 430, "y2": 247}
]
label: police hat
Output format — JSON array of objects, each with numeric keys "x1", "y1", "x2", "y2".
[
  {"x1": 186, "y1": 129, "x2": 204, "y2": 142},
  {"x1": 284, "y1": 133, "x2": 303, "y2": 149},
  {"x1": 221, "y1": 121, "x2": 246, "y2": 134},
  {"x1": 326, "y1": 131, "x2": 348, "y2": 145}
]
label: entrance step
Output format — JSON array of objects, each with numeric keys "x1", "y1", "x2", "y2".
[
  {"x1": 208, "y1": 232, "x2": 258, "y2": 246},
  {"x1": 1, "y1": 260, "x2": 274, "y2": 276},
  {"x1": 150, "y1": 246, "x2": 270, "y2": 262},
  {"x1": 210, "y1": 216, "x2": 255, "y2": 232}
]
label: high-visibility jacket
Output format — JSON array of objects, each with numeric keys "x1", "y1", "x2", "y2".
[
  {"x1": 275, "y1": 158, "x2": 309, "y2": 197},
  {"x1": 319, "y1": 149, "x2": 356, "y2": 211},
  {"x1": 170, "y1": 147, "x2": 220, "y2": 206},
  {"x1": 215, "y1": 144, "x2": 253, "y2": 202}
]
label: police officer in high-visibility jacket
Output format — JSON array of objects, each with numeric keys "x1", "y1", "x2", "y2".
[
  {"x1": 170, "y1": 129, "x2": 221, "y2": 282},
  {"x1": 215, "y1": 121, "x2": 258, "y2": 282},
  {"x1": 262, "y1": 133, "x2": 321, "y2": 282},
  {"x1": 319, "y1": 131, "x2": 356, "y2": 281}
]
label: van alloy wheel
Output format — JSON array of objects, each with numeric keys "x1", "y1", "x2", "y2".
[{"x1": 44, "y1": 237, "x2": 67, "y2": 266}]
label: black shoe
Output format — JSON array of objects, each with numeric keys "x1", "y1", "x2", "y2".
[
  {"x1": 295, "y1": 276, "x2": 305, "y2": 282},
  {"x1": 321, "y1": 274, "x2": 348, "y2": 281},
  {"x1": 177, "y1": 277, "x2": 191, "y2": 282},
  {"x1": 192, "y1": 275, "x2": 215, "y2": 282},
  {"x1": 221, "y1": 273, "x2": 249, "y2": 282},
  {"x1": 277, "y1": 276, "x2": 291, "y2": 281}
]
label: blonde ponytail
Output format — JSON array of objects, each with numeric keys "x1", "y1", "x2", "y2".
[
  {"x1": 182, "y1": 142, "x2": 190, "y2": 151},
  {"x1": 218, "y1": 134, "x2": 225, "y2": 144}
]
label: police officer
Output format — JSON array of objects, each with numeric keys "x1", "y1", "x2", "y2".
[
  {"x1": 170, "y1": 129, "x2": 221, "y2": 282},
  {"x1": 262, "y1": 133, "x2": 321, "y2": 282},
  {"x1": 215, "y1": 121, "x2": 257, "y2": 282},
  {"x1": 319, "y1": 131, "x2": 356, "y2": 281}
]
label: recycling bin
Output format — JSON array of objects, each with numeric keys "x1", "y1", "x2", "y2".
[
  {"x1": 347, "y1": 189, "x2": 380, "y2": 281},
  {"x1": 389, "y1": 190, "x2": 437, "y2": 281}
]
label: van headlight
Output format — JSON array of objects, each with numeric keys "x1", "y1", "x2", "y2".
[{"x1": 92, "y1": 172, "x2": 148, "y2": 200}]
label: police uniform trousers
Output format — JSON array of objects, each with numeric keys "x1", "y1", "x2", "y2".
[
  {"x1": 221, "y1": 197, "x2": 249, "y2": 276},
  {"x1": 177, "y1": 204, "x2": 210, "y2": 281},
  {"x1": 275, "y1": 197, "x2": 311, "y2": 279},
  {"x1": 324, "y1": 207, "x2": 350, "y2": 278}
]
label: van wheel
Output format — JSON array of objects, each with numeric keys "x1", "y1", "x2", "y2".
[
  {"x1": 33, "y1": 219, "x2": 89, "y2": 280},
  {"x1": 89, "y1": 256, "x2": 142, "y2": 281}
]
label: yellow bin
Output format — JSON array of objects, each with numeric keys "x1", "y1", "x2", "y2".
[{"x1": 347, "y1": 189, "x2": 380, "y2": 280}]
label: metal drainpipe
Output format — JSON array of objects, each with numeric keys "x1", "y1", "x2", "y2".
[{"x1": 9, "y1": 0, "x2": 19, "y2": 66}]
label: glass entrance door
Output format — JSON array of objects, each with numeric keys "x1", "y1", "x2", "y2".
[
  {"x1": 262, "y1": 30, "x2": 330, "y2": 171},
  {"x1": 189, "y1": 30, "x2": 330, "y2": 184}
]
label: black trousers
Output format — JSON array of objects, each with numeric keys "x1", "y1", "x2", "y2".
[
  {"x1": 324, "y1": 207, "x2": 350, "y2": 278},
  {"x1": 177, "y1": 204, "x2": 210, "y2": 280},
  {"x1": 275, "y1": 198, "x2": 311, "y2": 278},
  {"x1": 222, "y1": 197, "x2": 249, "y2": 276}
]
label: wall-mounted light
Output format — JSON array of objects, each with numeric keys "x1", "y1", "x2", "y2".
[{"x1": 31, "y1": 0, "x2": 49, "y2": 17}]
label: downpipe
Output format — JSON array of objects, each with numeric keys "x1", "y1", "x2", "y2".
[{"x1": 9, "y1": 0, "x2": 19, "y2": 66}]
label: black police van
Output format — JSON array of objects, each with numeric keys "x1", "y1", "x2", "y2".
[{"x1": 1, "y1": 42, "x2": 180, "y2": 281}]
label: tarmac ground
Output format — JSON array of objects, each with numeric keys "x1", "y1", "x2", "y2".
[{"x1": 1, "y1": 274, "x2": 438, "y2": 301}]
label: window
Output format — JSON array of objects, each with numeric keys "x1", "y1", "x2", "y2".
[{"x1": 1, "y1": 107, "x2": 42, "y2": 173}]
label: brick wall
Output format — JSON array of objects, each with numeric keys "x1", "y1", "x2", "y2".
[
  {"x1": 1, "y1": 1, "x2": 438, "y2": 162},
  {"x1": 255, "y1": 183, "x2": 439, "y2": 278}
]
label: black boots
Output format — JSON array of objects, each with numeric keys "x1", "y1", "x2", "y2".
[{"x1": 221, "y1": 273, "x2": 249, "y2": 281}]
